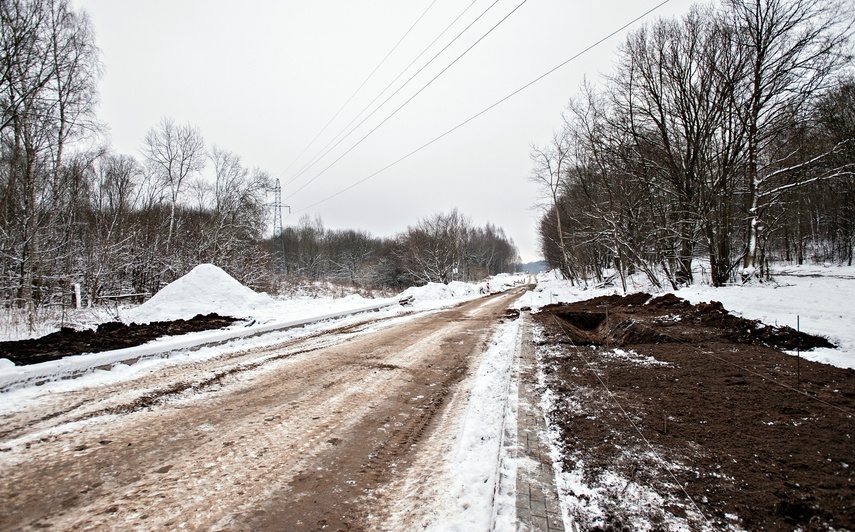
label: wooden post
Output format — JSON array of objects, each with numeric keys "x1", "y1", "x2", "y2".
[
  {"x1": 74, "y1": 283, "x2": 82, "y2": 310},
  {"x1": 797, "y1": 315, "x2": 801, "y2": 388}
]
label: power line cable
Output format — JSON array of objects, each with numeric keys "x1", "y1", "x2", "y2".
[
  {"x1": 274, "y1": 0, "x2": 439, "y2": 181},
  {"x1": 293, "y1": 0, "x2": 672, "y2": 212},
  {"x1": 283, "y1": 0, "x2": 481, "y2": 187},
  {"x1": 287, "y1": 0, "x2": 528, "y2": 199},
  {"x1": 283, "y1": 0, "x2": 501, "y2": 190}
]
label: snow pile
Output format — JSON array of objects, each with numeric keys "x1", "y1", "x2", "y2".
[
  {"x1": 400, "y1": 281, "x2": 481, "y2": 302},
  {"x1": 399, "y1": 274, "x2": 527, "y2": 305},
  {"x1": 490, "y1": 273, "x2": 529, "y2": 291},
  {"x1": 123, "y1": 264, "x2": 275, "y2": 323}
]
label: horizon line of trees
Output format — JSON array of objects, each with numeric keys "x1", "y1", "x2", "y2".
[
  {"x1": 270, "y1": 209, "x2": 520, "y2": 290},
  {"x1": 532, "y1": 0, "x2": 854, "y2": 289}
]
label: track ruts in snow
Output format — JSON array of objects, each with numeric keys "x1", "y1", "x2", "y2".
[{"x1": 239, "y1": 294, "x2": 521, "y2": 531}]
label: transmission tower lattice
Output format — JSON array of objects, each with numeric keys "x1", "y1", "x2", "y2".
[{"x1": 271, "y1": 179, "x2": 290, "y2": 273}]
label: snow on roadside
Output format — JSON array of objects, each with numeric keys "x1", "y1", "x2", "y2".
[
  {"x1": 412, "y1": 315, "x2": 521, "y2": 531},
  {"x1": 0, "y1": 266, "x2": 523, "y2": 406},
  {"x1": 122, "y1": 265, "x2": 516, "y2": 327}
]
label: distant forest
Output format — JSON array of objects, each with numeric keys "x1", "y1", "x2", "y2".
[
  {"x1": 532, "y1": 0, "x2": 854, "y2": 289},
  {"x1": 0, "y1": 0, "x2": 519, "y2": 328},
  {"x1": 270, "y1": 210, "x2": 519, "y2": 290}
]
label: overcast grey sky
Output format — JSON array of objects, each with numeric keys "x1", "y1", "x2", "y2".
[{"x1": 75, "y1": 0, "x2": 697, "y2": 263}]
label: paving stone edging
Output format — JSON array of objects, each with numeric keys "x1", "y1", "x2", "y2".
[{"x1": 515, "y1": 313, "x2": 565, "y2": 531}]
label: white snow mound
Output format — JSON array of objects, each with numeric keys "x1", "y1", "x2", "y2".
[
  {"x1": 123, "y1": 264, "x2": 274, "y2": 323},
  {"x1": 400, "y1": 281, "x2": 481, "y2": 301}
]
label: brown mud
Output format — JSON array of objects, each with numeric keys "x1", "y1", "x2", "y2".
[
  {"x1": 0, "y1": 313, "x2": 239, "y2": 366},
  {"x1": 534, "y1": 293, "x2": 854, "y2": 531}
]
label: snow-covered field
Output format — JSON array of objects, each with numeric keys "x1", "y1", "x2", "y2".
[{"x1": 2, "y1": 262, "x2": 852, "y2": 530}]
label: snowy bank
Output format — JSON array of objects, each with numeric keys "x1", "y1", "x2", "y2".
[
  {"x1": 677, "y1": 265, "x2": 855, "y2": 369},
  {"x1": 515, "y1": 265, "x2": 854, "y2": 370}
]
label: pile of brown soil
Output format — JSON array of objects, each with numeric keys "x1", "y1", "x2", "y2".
[
  {"x1": 0, "y1": 314, "x2": 239, "y2": 366},
  {"x1": 534, "y1": 294, "x2": 853, "y2": 531}
]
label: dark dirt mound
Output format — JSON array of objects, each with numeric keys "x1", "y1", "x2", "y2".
[
  {"x1": 540, "y1": 293, "x2": 833, "y2": 351},
  {"x1": 533, "y1": 293, "x2": 853, "y2": 531},
  {"x1": 0, "y1": 313, "x2": 239, "y2": 366}
]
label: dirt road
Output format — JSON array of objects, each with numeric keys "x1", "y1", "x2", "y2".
[{"x1": 0, "y1": 289, "x2": 525, "y2": 531}]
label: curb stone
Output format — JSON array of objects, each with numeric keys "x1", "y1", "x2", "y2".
[{"x1": 516, "y1": 313, "x2": 565, "y2": 531}]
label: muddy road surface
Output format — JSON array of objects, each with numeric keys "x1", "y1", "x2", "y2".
[{"x1": 0, "y1": 289, "x2": 525, "y2": 531}]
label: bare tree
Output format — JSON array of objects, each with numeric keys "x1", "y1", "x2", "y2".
[
  {"x1": 726, "y1": 0, "x2": 853, "y2": 277},
  {"x1": 400, "y1": 209, "x2": 474, "y2": 284},
  {"x1": 536, "y1": 0, "x2": 853, "y2": 287},
  {"x1": 204, "y1": 146, "x2": 271, "y2": 268},
  {"x1": 326, "y1": 229, "x2": 376, "y2": 285},
  {"x1": 610, "y1": 5, "x2": 745, "y2": 286},
  {"x1": 0, "y1": 0, "x2": 100, "y2": 325},
  {"x1": 82, "y1": 152, "x2": 142, "y2": 300},
  {"x1": 529, "y1": 128, "x2": 577, "y2": 283},
  {"x1": 141, "y1": 117, "x2": 205, "y2": 252}
]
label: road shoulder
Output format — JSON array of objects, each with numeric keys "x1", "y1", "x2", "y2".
[{"x1": 515, "y1": 312, "x2": 565, "y2": 531}]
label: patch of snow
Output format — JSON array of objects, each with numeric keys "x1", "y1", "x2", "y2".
[
  {"x1": 399, "y1": 281, "x2": 479, "y2": 303},
  {"x1": 420, "y1": 317, "x2": 520, "y2": 531},
  {"x1": 604, "y1": 348, "x2": 672, "y2": 367}
]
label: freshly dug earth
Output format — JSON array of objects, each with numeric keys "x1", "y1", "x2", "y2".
[
  {"x1": 0, "y1": 313, "x2": 239, "y2": 366},
  {"x1": 534, "y1": 294, "x2": 854, "y2": 531}
]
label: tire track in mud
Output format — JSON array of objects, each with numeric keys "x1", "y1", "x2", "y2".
[
  {"x1": 249, "y1": 349, "x2": 471, "y2": 531},
  {"x1": 234, "y1": 299, "x2": 520, "y2": 531},
  {"x1": 0, "y1": 291, "x2": 524, "y2": 531}
]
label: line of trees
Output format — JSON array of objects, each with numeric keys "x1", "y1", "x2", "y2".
[
  {"x1": 270, "y1": 209, "x2": 520, "y2": 289},
  {"x1": 532, "y1": 0, "x2": 854, "y2": 289},
  {"x1": 2, "y1": 0, "x2": 521, "y2": 330}
]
